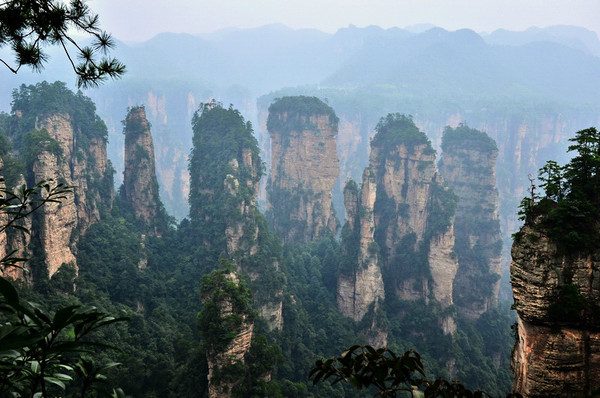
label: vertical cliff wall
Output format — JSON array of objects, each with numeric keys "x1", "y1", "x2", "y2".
[
  {"x1": 266, "y1": 96, "x2": 339, "y2": 244},
  {"x1": 369, "y1": 114, "x2": 458, "y2": 310},
  {"x1": 438, "y1": 125, "x2": 502, "y2": 319},
  {"x1": 511, "y1": 128, "x2": 600, "y2": 396},
  {"x1": 0, "y1": 82, "x2": 113, "y2": 279},
  {"x1": 511, "y1": 217, "x2": 600, "y2": 397},
  {"x1": 189, "y1": 101, "x2": 283, "y2": 331},
  {"x1": 200, "y1": 269, "x2": 255, "y2": 398},
  {"x1": 121, "y1": 106, "x2": 167, "y2": 236},
  {"x1": 337, "y1": 169, "x2": 385, "y2": 322}
]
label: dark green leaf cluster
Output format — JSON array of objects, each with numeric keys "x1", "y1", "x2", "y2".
[
  {"x1": 0, "y1": 0, "x2": 125, "y2": 88},
  {"x1": 309, "y1": 345, "x2": 496, "y2": 397},
  {"x1": 441, "y1": 124, "x2": 497, "y2": 153},
  {"x1": 371, "y1": 113, "x2": 434, "y2": 154},
  {"x1": 0, "y1": 274, "x2": 127, "y2": 397},
  {"x1": 267, "y1": 96, "x2": 338, "y2": 135}
]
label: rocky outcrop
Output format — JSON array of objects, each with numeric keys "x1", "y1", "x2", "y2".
[
  {"x1": 189, "y1": 102, "x2": 283, "y2": 331},
  {"x1": 31, "y1": 146, "x2": 78, "y2": 277},
  {"x1": 2, "y1": 82, "x2": 114, "y2": 280},
  {"x1": 266, "y1": 96, "x2": 339, "y2": 244},
  {"x1": 438, "y1": 125, "x2": 502, "y2": 319},
  {"x1": 338, "y1": 114, "x2": 459, "y2": 336},
  {"x1": 369, "y1": 115, "x2": 458, "y2": 309},
  {"x1": 337, "y1": 169, "x2": 385, "y2": 322},
  {"x1": 121, "y1": 106, "x2": 167, "y2": 236},
  {"x1": 511, "y1": 216, "x2": 600, "y2": 397},
  {"x1": 202, "y1": 271, "x2": 255, "y2": 398}
]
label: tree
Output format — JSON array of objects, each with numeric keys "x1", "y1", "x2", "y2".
[{"x1": 0, "y1": 0, "x2": 125, "y2": 88}]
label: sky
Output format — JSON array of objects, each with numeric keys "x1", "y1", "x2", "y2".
[{"x1": 88, "y1": 0, "x2": 600, "y2": 42}]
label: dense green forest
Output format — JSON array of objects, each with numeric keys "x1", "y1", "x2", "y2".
[{"x1": 0, "y1": 83, "x2": 514, "y2": 397}]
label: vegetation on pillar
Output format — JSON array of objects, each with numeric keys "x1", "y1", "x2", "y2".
[
  {"x1": 188, "y1": 100, "x2": 263, "y2": 255},
  {"x1": 518, "y1": 127, "x2": 600, "y2": 254},
  {"x1": 267, "y1": 95, "x2": 338, "y2": 134}
]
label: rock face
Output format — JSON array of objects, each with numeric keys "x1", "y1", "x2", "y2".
[
  {"x1": 370, "y1": 115, "x2": 458, "y2": 309},
  {"x1": 121, "y1": 106, "x2": 167, "y2": 236},
  {"x1": 201, "y1": 271, "x2": 255, "y2": 398},
  {"x1": 189, "y1": 102, "x2": 283, "y2": 331},
  {"x1": 266, "y1": 96, "x2": 339, "y2": 244},
  {"x1": 511, "y1": 216, "x2": 600, "y2": 397},
  {"x1": 438, "y1": 125, "x2": 502, "y2": 319},
  {"x1": 1, "y1": 82, "x2": 113, "y2": 280},
  {"x1": 338, "y1": 114, "x2": 459, "y2": 335},
  {"x1": 337, "y1": 169, "x2": 385, "y2": 322}
]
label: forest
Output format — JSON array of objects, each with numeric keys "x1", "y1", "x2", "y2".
[
  {"x1": 1, "y1": 3, "x2": 600, "y2": 397},
  {"x1": 0, "y1": 82, "x2": 516, "y2": 397}
]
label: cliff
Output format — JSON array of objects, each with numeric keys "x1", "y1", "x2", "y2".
[
  {"x1": 511, "y1": 216, "x2": 600, "y2": 397},
  {"x1": 511, "y1": 127, "x2": 600, "y2": 396},
  {"x1": 337, "y1": 114, "x2": 459, "y2": 336},
  {"x1": 266, "y1": 96, "x2": 339, "y2": 244},
  {"x1": 0, "y1": 82, "x2": 113, "y2": 280},
  {"x1": 200, "y1": 269, "x2": 255, "y2": 398},
  {"x1": 369, "y1": 114, "x2": 458, "y2": 310},
  {"x1": 121, "y1": 106, "x2": 167, "y2": 236},
  {"x1": 438, "y1": 125, "x2": 502, "y2": 319},
  {"x1": 337, "y1": 169, "x2": 385, "y2": 323},
  {"x1": 189, "y1": 101, "x2": 283, "y2": 331}
]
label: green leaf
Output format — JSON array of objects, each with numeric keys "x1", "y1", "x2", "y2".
[{"x1": 0, "y1": 277, "x2": 19, "y2": 305}]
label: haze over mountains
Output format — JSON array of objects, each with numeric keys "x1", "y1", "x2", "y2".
[{"x1": 1, "y1": 23, "x2": 598, "y2": 231}]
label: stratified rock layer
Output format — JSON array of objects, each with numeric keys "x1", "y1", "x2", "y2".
[
  {"x1": 122, "y1": 106, "x2": 166, "y2": 236},
  {"x1": 203, "y1": 271, "x2": 255, "y2": 398},
  {"x1": 337, "y1": 169, "x2": 385, "y2": 322},
  {"x1": 439, "y1": 126, "x2": 502, "y2": 319},
  {"x1": 267, "y1": 96, "x2": 339, "y2": 244},
  {"x1": 368, "y1": 116, "x2": 458, "y2": 312},
  {"x1": 338, "y1": 114, "x2": 459, "y2": 336},
  {"x1": 511, "y1": 216, "x2": 600, "y2": 397}
]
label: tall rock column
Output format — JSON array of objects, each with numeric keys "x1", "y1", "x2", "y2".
[
  {"x1": 121, "y1": 106, "x2": 167, "y2": 236},
  {"x1": 189, "y1": 101, "x2": 283, "y2": 331},
  {"x1": 369, "y1": 114, "x2": 458, "y2": 311},
  {"x1": 6, "y1": 82, "x2": 114, "y2": 280},
  {"x1": 266, "y1": 96, "x2": 339, "y2": 244},
  {"x1": 199, "y1": 269, "x2": 255, "y2": 398},
  {"x1": 337, "y1": 168, "x2": 385, "y2": 322},
  {"x1": 438, "y1": 125, "x2": 502, "y2": 319}
]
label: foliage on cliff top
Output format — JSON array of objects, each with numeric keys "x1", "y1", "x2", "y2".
[
  {"x1": 122, "y1": 106, "x2": 150, "y2": 138},
  {"x1": 10, "y1": 81, "x2": 109, "y2": 142},
  {"x1": 267, "y1": 95, "x2": 339, "y2": 134},
  {"x1": 441, "y1": 124, "x2": 497, "y2": 153},
  {"x1": 371, "y1": 113, "x2": 434, "y2": 155},
  {"x1": 518, "y1": 127, "x2": 600, "y2": 254},
  {"x1": 189, "y1": 100, "x2": 262, "y2": 214}
]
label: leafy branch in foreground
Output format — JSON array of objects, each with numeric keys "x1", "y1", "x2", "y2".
[
  {"x1": 0, "y1": 0, "x2": 125, "y2": 88},
  {"x1": 0, "y1": 277, "x2": 128, "y2": 397},
  {"x1": 309, "y1": 345, "x2": 520, "y2": 397}
]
